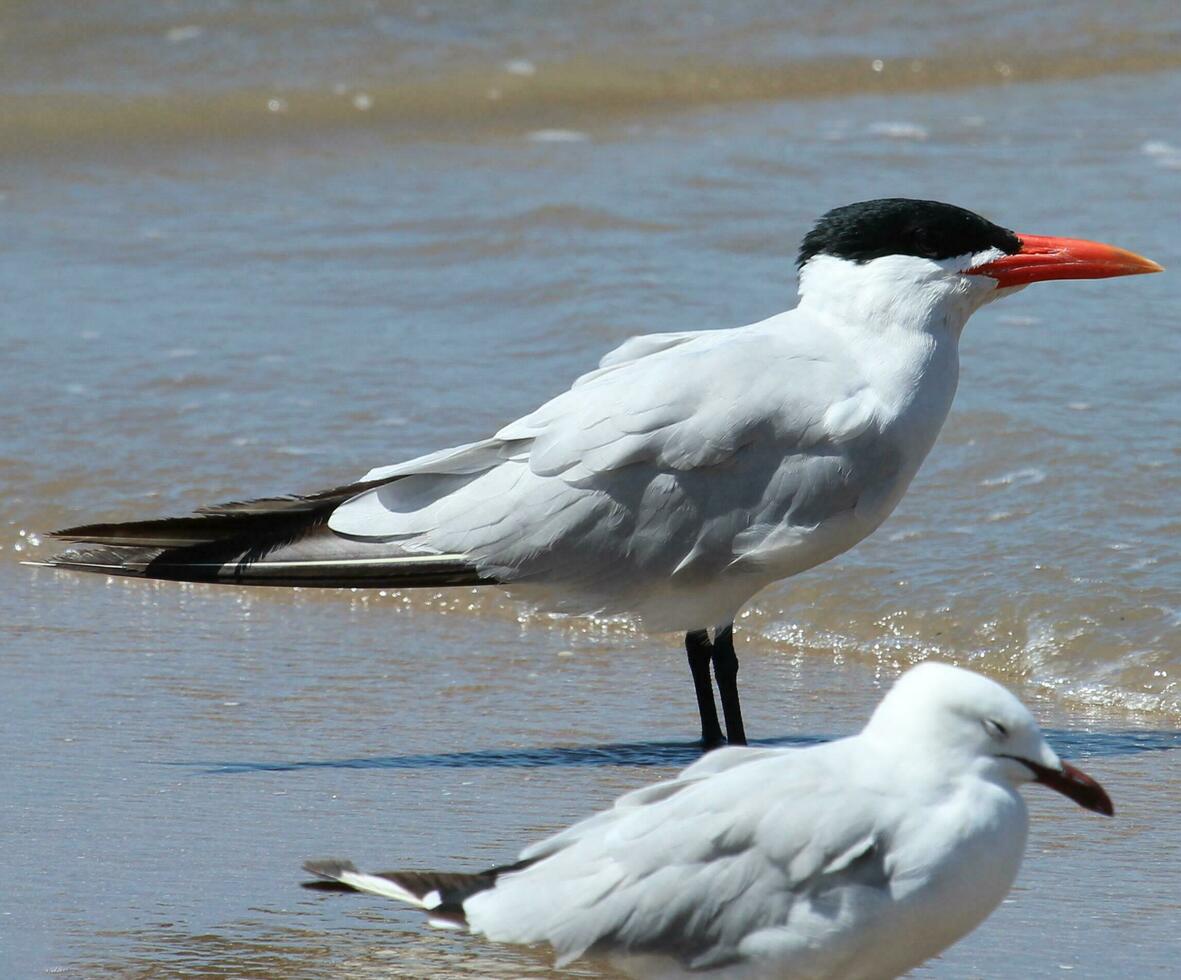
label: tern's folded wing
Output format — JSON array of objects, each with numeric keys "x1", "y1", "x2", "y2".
[
  {"x1": 496, "y1": 320, "x2": 870, "y2": 480},
  {"x1": 325, "y1": 316, "x2": 895, "y2": 607}
]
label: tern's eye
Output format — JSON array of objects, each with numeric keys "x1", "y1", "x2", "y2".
[
  {"x1": 983, "y1": 719, "x2": 1009, "y2": 740},
  {"x1": 906, "y1": 226, "x2": 937, "y2": 258},
  {"x1": 902, "y1": 227, "x2": 930, "y2": 255}
]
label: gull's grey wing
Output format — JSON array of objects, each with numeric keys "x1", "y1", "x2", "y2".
[{"x1": 463, "y1": 741, "x2": 888, "y2": 969}]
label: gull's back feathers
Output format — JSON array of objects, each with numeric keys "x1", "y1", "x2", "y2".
[{"x1": 466, "y1": 741, "x2": 893, "y2": 972}]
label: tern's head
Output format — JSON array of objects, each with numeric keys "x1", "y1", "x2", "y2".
[
  {"x1": 796, "y1": 198, "x2": 1161, "y2": 332},
  {"x1": 864, "y1": 661, "x2": 1113, "y2": 816}
]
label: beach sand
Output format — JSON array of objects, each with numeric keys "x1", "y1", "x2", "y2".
[{"x1": 4, "y1": 568, "x2": 1177, "y2": 977}]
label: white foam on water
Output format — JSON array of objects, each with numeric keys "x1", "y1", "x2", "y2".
[
  {"x1": 1141, "y1": 140, "x2": 1181, "y2": 169},
  {"x1": 503, "y1": 59, "x2": 537, "y2": 77},
  {"x1": 527, "y1": 129, "x2": 590, "y2": 143},
  {"x1": 980, "y1": 467, "x2": 1047, "y2": 488},
  {"x1": 164, "y1": 25, "x2": 203, "y2": 44},
  {"x1": 867, "y1": 121, "x2": 929, "y2": 141}
]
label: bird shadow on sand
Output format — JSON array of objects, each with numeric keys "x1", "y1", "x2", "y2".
[
  {"x1": 175, "y1": 728, "x2": 1178, "y2": 776},
  {"x1": 186, "y1": 735, "x2": 826, "y2": 775}
]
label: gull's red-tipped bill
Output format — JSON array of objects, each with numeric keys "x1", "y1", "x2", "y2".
[{"x1": 1018, "y1": 757, "x2": 1115, "y2": 816}]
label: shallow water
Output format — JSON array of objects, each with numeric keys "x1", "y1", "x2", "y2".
[{"x1": 3, "y1": 1, "x2": 1180, "y2": 976}]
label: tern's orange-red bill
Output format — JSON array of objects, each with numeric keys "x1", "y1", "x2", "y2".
[{"x1": 971, "y1": 234, "x2": 1163, "y2": 287}]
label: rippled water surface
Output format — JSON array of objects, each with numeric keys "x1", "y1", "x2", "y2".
[{"x1": 2, "y1": 1, "x2": 1179, "y2": 976}]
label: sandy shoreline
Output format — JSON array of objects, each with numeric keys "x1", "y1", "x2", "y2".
[{"x1": 4, "y1": 565, "x2": 1177, "y2": 978}]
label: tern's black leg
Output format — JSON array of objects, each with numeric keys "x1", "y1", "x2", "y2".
[
  {"x1": 711, "y1": 624, "x2": 747, "y2": 746},
  {"x1": 685, "y1": 630, "x2": 725, "y2": 749}
]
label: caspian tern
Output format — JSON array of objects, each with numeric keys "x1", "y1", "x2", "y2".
[
  {"x1": 302, "y1": 662, "x2": 1114, "y2": 979},
  {"x1": 40, "y1": 199, "x2": 1161, "y2": 746}
]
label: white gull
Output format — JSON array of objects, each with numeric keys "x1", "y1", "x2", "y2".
[{"x1": 303, "y1": 662, "x2": 1113, "y2": 979}]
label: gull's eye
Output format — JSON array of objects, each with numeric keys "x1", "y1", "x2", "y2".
[{"x1": 983, "y1": 719, "x2": 1009, "y2": 740}]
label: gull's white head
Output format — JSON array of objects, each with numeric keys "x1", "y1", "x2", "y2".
[
  {"x1": 795, "y1": 198, "x2": 1162, "y2": 336},
  {"x1": 864, "y1": 661, "x2": 1113, "y2": 815}
]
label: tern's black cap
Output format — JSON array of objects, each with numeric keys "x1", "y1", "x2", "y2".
[{"x1": 797, "y1": 199, "x2": 1020, "y2": 268}]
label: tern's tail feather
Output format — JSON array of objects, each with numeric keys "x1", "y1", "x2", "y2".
[
  {"x1": 301, "y1": 858, "x2": 534, "y2": 929},
  {"x1": 39, "y1": 478, "x2": 495, "y2": 589}
]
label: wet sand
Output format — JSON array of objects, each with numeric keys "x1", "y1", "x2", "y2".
[{"x1": 4, "y1": 567, "x2": 1179, "y2": 977}]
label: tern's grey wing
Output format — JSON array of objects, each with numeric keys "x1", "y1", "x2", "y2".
[
  {"x1": 327, "y1": 316, "x2": 898, "y2": 620},
  {"x1": 494, "y1": 320, "x2": 874, "y2": 479},
  {"x1": 356, "y1": 328, "x2": 714, "y2": 484},
  {"x1": 463, "y1": 742, "x2": 887, "y2": 969},
  {"x1": 569, "y1": 329, "x2": 708, "y2": 386},
  {"x1": 358, "y1": 437, "x2": 528, "y2": 483}
]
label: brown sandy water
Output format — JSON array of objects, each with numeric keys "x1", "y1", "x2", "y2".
[{"x1": 3, "y1": 1, "x2": 1179, "y2": 976}]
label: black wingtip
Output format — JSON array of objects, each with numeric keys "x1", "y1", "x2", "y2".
[
  {"x1": 34, "y1": 544, "x2": 162, "y2": 576},
  {"x1": 301, "y1": 859, "x2": 358, "y2": 891},
  {"x1": 48, "y1": 475, "x2": 391, "y2": 549},
  {"x1": 301, "y1": 879, "x2": 358, "y2": 892},
  {"x1": 303, "y1": 858, "x2": 357, "y2": 878}
]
